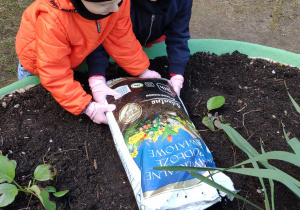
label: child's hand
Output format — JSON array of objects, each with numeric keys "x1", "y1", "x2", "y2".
[
  {"x1": 138, "y1": 69, "x2": 161, "y2": 78},
  {"x1": 84, "y1": 101, "x2": 116, "y2": 124},
  {"x1": 88, "y1": 76, "x2": 121, "y2": 104},
  {"x1": 169, "y1": 75, "x2": 184, "y2": 96}
]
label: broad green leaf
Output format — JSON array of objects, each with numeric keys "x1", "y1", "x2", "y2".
[
  {"x1": 155, "y1": 166, "x2": 300, "y2": 198},
  {"x1": 34, "y1": 165, "x2": 54, "y2": 181},
  {"x1": 215, "y1": 123, "x2": 274, "y2": 169},
  {"x1": 45, "y1": 186, "x2": 56, "y2": 193},
  {"x1": 189, "y1": 171, "x2": 262, "y2": 210},
  {"x1": 207, "y1": 96, "x2": 225, "y2": 111},
  {"x1": 287, "y1": 137, "x2": 300, "y2": 155},
  {"x1": 202, "y1": 116, "x2": 215, "y2": 131},
  {"x1": 223, "y1": 168, "x2": 300, "y2": 197},
  {"x1": 0, "y1": 156, "x2": 16, "y2": 183},
  {"x1": 288, "y1": 92, "x2": 300, "y2": 113},
  {"x1": 11, "y1": 160, "x2": 17, "y2": 169},
  {"x1": 216, "y1": 121, "x2": 299, "y2": 191},
  {"x1": 215, "y1": 122, "x2": 260, "y2": 157},
  {"x1": 30, "y1": 185, "x2": 56, "y2": 210},
  {"x1": 285, "y1": 81, "x2": 300, "y2": 113},
  {"x1": 0, "y1": 183, "x2": 18, "y2": 207},
  {"x1": 53, "y1": 190, "x2": 69, "y2": 197},
  {"x1": 235, "y1": 151, "x2": 300, "y2": 167}
]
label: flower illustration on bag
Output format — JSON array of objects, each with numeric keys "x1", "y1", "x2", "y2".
[{"x1": 125, "y1": 115, "x2": 187, "y2": 157}]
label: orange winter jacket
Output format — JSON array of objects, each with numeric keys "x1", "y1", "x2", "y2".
[{"x1": 15, "y1": 0, "x2": 149, "y2": 115}]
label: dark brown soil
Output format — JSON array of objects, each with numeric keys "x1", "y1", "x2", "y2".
[{"x1": 1, "y1": 51, "x2": 299, "y2": 210}]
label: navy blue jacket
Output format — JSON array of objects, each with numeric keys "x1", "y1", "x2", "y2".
[{"x1": 87, "y1": 0, "x2": 193, "y2": 76}]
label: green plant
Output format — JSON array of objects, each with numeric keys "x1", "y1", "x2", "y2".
[
  {"x1": 202, "y1": 95, "x2": 228, "y2": 131},
  {"x1": 284, "y1": 81, "x2": 300, "y2": 113},
  {"x1": 154, "y1": 123, "x2": 300, "y2": 209},
  {"x1": 0, "y1": 155, "x2": 69, "y2": 210},
  {"x1": 155, "y1": 89, "x2": 300, "y2": 209}
]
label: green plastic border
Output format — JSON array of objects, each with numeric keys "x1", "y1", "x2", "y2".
[{"x1": 1, "y1": 39, "x2": 300, "y2": 97}]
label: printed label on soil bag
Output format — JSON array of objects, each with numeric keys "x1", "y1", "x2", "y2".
[{"x1": 107, "y1": 78, "x2": 216, "y2": 198}]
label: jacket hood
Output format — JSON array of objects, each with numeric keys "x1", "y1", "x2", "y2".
[
  {"x1": 50, "y1": 0, "x2": 122, "y2": 20},
  {"x1": 50, "y1": 0, "x2": 76, "y2": 11}
]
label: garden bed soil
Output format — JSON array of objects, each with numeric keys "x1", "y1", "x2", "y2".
[{"x1": 1, "y1": 51, "x2": 299, "y2": 210}]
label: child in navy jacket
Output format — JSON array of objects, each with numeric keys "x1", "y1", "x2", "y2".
[{"x1": 87, "y1": 0, "x2": 193, "y2": 96}]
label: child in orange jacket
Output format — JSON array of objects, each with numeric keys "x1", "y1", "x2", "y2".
[{"x1": 15, "y1": 0, "x2": 161, "y2": 124}]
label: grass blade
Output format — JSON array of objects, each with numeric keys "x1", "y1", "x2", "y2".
[
  {"x1": 284, "y1": 81, "x2": 300, "y2": 113},
  {"x1": 221, "y1": 168, "x2": 300, "y2": 197},
  {"x1": 269, "y1": 179, "x2": 275, "y2": 210},
  {"x1": 189, "y1": 171, "x2": 262, "y2": 210},
  {"x1": 154, "y1": 166, "x2": 300, "y2": 197},
  {"x1": 259, "y1": 143, "x2": 270, "y2": 210},
  {"x1": 215, "y1": 122, "x2": 260, "y2": 157},
  {"x1": 286, "y1": 138, "x2": 300, "y2": 155},
  {"x1": 235, "y1": 151, "x2": 300, "y2": 167}
]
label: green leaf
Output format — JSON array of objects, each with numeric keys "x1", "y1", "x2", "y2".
[
  {"x1": 288, "y1": 92, "x2": 300, "y2": 113},
  {"x1": 282, "y1": 127, "x2": 295, "y2": 154},
  {"x1": 53, "y1": 190, "x2": 69, "y2": 197},
  {"x1": 223, "y1": 168, "x2": 300, "y2": 197},
  {"x1": 285, "y1": 81, "x2": 300, "y2": 113},
  {"x1": 45, "y1": 186, "x2": 56, "y2": 193},
  {"x1": 215, "y1": 123, "x2": 270, "y2": 167},
  {"x1": 286, "y1": 137, "x2": 300, "y2": 155},
  {"x1": 207, "y1": 96, "x2": 225, "y2": 111},
  {"x1": 189, "y1": 172, "x2": 262, "y2": 210},
  {"x1": 11, "y1": 160, "x2": 17, "y2": 169},
  {"x1": 155, "y1": 166, "x2": 300, "y2": 198},
  {"x1": 259, "y1": 143, "x2": 270, "y2": 210},
  {"x1": 154, "y1": 166, "x2": 217, "y2": 172},
  {"x1": 236, "y1": 151, "x2": 300, "y2": 167},
  {"x1": 0, "y1": 183, "x2": 18, "y2": 207},
  {"x1": 282, "y1": 126, "x2": 290, "y2": 141},
  {"x1": 30, "y1": 185, "x2": 56, "y2": 210},
  {"x1": 269, "y1": 178, "x2": 275, "y2": 210},
  {"x1": 0, "y1": 156, "x2": 16, "y2": 183},
  {"x1": 217, "y1": 122, "x2": 300, "y2": 166},
  {"x1": 202, "y1": 116, "x2": 215, "y2": 131},
  {"x1": 34, "y1": 165, "x2": 55, "y2": 181},
  {"x1": 215, "y1": 122, "x2": 259, "y2": 156}
]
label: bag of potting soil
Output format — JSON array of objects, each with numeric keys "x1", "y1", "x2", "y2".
[{"x1": 105, "y1": 77, "x2": 235, "y2": 209}]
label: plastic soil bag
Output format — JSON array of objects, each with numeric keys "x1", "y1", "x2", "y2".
[{"x1": 106, "y1": 77, "x2": 235, "y2": 210}]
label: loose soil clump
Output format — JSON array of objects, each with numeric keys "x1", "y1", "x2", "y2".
[{"x1": 0, "y1": 51, "x2": 299, "y2": 210}]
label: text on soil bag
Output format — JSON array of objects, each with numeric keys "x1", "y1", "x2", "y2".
[{"x1": 145, "y1": 139, "x2": 214, "y2": 181}]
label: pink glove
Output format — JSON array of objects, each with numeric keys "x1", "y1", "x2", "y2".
[
  {"x1": 84, "y1": 101, "x2": 116, "y2": 124},
  {"x1": 138, "y1": 69, "x2": 161, "y2": 78},
  {"x1": 88, "y1": 76, "x2": 121, "y2": 104},
  {"x1": 169, "y1": 75, "x2": 184, "y2": 96}
]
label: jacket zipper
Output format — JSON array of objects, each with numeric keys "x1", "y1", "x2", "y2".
[
  {"x1": 96, "y1": 20, "x2": 101, "y2": 33},
  {"x1": 144, "y1": 14, "x2": 155, "y2": 46}
]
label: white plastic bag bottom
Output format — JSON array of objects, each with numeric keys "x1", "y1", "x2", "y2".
[{"x1": 106, "y1": 111, "x2": 235, "y2": 210}]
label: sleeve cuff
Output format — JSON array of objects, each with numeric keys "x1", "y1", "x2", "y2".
[{"x1": 168, "y1": 62, "x2": 187, "y2": 75}]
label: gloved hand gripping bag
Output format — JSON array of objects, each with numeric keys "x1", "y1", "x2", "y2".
[{"x1": 106, "y1": 77, "x2": 235, "y2": 210}]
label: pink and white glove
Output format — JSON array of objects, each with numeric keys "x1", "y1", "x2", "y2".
[
  {"x1": 169, "y1": 75, "x2": 184, "y2": 96},
  {"x1": 88, "y1": 76, "x2": 121, "y2": 104},
  {"x1": 138, "y1": 69, "x2": 161, "y2": 78},
  {"x1": 84, "y1": 101, "x2": 116, "y2": 124}
]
